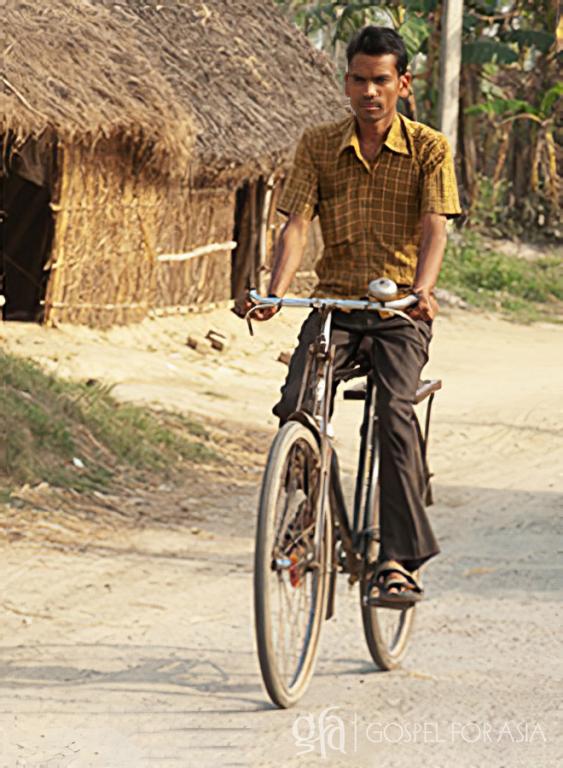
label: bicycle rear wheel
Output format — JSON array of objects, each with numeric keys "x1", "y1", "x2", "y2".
[
  {"x1": 360, "y1": 487, "x2": 416, "y2": 671},
  {"x1": 254, "y1": 421, "x2": 331, "y2": 708},
  {"x1": 360, "y1": 576, "x2": 416, "y2": 670}
]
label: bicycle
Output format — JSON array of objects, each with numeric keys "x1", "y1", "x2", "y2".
[{"x1": 248, "y1": 279, "x2": 441, "y2": 708}]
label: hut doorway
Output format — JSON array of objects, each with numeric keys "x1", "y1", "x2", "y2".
[{"x1": 1, "y1": 139, "x2": 55, "y2": 322}]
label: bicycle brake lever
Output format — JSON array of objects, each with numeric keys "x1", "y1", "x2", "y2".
[{"x1": 244, "y1": 303, "x2": 269, "y2": 336}]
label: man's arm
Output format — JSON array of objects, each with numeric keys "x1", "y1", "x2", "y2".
[
  {"x1": 269, "y1": 214, "x2": 310, "y2": 295},
  {"x1": 410, "y1": 212, "x2": 448, "y2": 321},
  {"x1": 251, "y1": 213, "x2": 310, "y2": 321}
]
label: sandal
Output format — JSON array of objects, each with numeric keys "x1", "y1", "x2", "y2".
[{"x1": 369, "y1": 560, "x2": 424, "y2": 608}]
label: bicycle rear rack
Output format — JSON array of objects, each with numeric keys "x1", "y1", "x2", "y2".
[{"x1": 343, "y1": 378, "x2": 442, "y2": 403}]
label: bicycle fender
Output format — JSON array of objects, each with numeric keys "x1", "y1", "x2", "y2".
[{"x1": 287, "y1": 411, "x2": 322, "y2": 447}]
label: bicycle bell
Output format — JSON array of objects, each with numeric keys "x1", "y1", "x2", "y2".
[{"x1": 368, "y1": 278, "x2": 398, "y2": 301}]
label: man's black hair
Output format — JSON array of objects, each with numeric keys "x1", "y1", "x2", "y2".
[{"x1": 346, "y1": 26, "x2": 408, "y2": 75}]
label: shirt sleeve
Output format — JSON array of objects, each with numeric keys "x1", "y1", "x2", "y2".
[
  {"x1": 419, "y1": 134, "x2": 462, "y2": 218},
  {"x1": 277, "y1": 128, "x2": 319, "y2": 220}
]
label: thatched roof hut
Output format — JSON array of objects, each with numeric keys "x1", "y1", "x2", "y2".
[
  {"x1": 108, "y1": 0, "x2": 344, "y2": 185},
  {"x1": 1, "y1": 0, "x2": 345, "y2": 326},
  {"x1": 1, "y1": 0, "x2": 195, "y2": 176}
]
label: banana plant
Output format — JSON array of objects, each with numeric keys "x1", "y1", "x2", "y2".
[
  {"x1": 275, "y1": 0, "x2": 559, "y2": 229},
  {"x1": 466, "y1": 83, "x2": 561, "y2": 212}
]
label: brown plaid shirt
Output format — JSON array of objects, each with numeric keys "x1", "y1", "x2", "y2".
[{"x1": 278, "y1": 113, "x2": 461, "y2": 298}]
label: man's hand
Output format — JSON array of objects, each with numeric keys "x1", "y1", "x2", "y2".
[
  {"x1": 232, "y1": 292, "x2": 280, "y2": 322},
  {"x1": 408, "y1": 288, "x2": 439, "y2": 321},
  {"x1": 253, "y1": 309, "x2": 279, "y2": 321},
  {"x1": 249, "y1": 300, "x2": 280, "y2": 322}
]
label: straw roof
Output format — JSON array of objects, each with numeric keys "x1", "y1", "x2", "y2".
[
  {"x1": 1, "y1": 0, "x2": 195, "y2": 175},
  {"x1": 110, "y1": 0, "x2": 347, "y2": 182},
  {"x1": 2, "y1": 0, "x2": 345, "y2": 183}
]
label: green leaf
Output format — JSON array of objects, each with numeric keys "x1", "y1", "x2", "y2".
[
  {"x1": 507, "y1": 30, "x2": 555, "y2": 54},
  {"x1": 492, "y1": 98, "x2": 535, "y2": 116},
  {"x1": 332, "y1": 2, "x2": 393, "y2": 44},
  {"x1": 471, "y1": 0, "x2": 497, "y2": 11},
  {"x1": 334, "y1": 3, "x2": 379, "y2": 43},
  {"x1": 465, "y1": 104, "x2": 494, "y2": 117},
  {"x1": 462, "y1": 14, "x2": 479, "y2": 33},
  {"x1": 463, "y1": 39, "x2": 518, "y2": 66},
  {"x1": 402, "y1": 0, "x2": 438, "y2": 11},
  {"x1": 539, "y1": 83, "x2": 563, "y2": 117},
  {"x1": 398, "y1": 16, "x2": 431, "y2": 58},
  {"x1": 466, "y1": 97, "x2": 535, "y2": 118}
]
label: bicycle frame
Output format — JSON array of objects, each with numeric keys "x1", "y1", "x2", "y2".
[
  {"x1": 288, "y1": 307, "x2": 379, "y2": 597},
  {"x1": 328, "y1": 374, "x2": 381, "y2": 589},
  {"x1": 287, "y1": 308, "x2": 438, "y2": 619},
  {"x1": 290, "y1": 307, "x2": 336, "y2": 587}
]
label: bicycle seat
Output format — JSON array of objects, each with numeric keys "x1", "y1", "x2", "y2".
[{"x1": 343, "y1": 378, "x2": 442, "y2": 403}]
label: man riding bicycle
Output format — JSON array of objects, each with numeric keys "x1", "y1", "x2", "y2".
[{"x1": 244, "y1": 26, "x2": 461, "y2": 603}]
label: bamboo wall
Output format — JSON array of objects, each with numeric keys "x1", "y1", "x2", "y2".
[
  {"x1": 44, "y1": 142, "x2": 159, "y2": 327},
  {"x1": 44, "y1": 143, "x2": 237, "y2": 327},
  {"x1": 155, "y1": 186, "x2": 236, "y2": 311}
]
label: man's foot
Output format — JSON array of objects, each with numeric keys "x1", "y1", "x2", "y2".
[{"x1": 369, "y1": 560, "x2": 423, "y2": 606}]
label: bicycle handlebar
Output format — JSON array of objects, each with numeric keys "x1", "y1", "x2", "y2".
[
  {"x1": 247, "y1": 290, "x2": 418, "y2": 312},
  {"x1": 245, "y1": 289, "x2": 419, "y2": 336}
]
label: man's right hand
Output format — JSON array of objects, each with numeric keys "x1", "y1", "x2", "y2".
[
  {"x1": 233, "y1": 292, "x2": 280, "y2": 322},
  {"x1": 252, "y1": 304, "x2": 280, "y2": 321}
]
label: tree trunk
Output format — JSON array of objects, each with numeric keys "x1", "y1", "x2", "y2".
[{"x1": 458, "y1": 66, "x2": 479, "y2": 213}]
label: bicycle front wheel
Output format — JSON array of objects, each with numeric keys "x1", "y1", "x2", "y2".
[{"x1": 254, "y1": 421, "x2": 331, "y2": 708}]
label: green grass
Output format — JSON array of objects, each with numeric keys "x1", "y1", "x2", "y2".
[
  {"x1": 440, "y1": 232, "x2": 563, "y2": 322},
  {"x1": 0, "y1": 351, "x2": 217, "y2": 497}
]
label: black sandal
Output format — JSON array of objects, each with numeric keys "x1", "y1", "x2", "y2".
[{"x1": 369, "y1": 559, "x2": 424, "y2": 608}]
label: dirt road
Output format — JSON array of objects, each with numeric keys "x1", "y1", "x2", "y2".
[{"x1": 1, "y1": 308, "x2": 562, "y2": 767}]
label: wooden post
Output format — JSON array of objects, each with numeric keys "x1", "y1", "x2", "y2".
[
  {"x1": 438, "y1": 0, "x2": 463, "y2": 156},
  {"x1": 43, "y1": 143, "x2": 71, "y2": 325},
  {"x1": 258, "y1": 174, "x2": 275, "y2": 295}
]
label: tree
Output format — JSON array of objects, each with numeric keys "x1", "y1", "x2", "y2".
[{"x1": 275, "y1": 0, "x2": 560, "y2": 236}]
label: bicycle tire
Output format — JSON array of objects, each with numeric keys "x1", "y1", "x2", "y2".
[
  {"x1": 359, "y1": 454, "x2": 416, "y2": 671},
  {"x1": 254, "y1": 421, "x2": 332, "y2": 708}
]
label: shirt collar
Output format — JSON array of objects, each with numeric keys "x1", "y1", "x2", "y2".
[
  {"x1": 385, "y1": 113, "x2": 411, "y2": 155},
  {"x1": 338, "y1": 113, "x2": 411, "y2": 164}
]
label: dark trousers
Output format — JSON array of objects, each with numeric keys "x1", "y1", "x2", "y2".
[{"x1": 273, "y1": 310, "x2": 439, "y2": 571}]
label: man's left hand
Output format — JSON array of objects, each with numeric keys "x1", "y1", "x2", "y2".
[{"x1": 408, "y1": 288, "x2": 439, "y2": 321}]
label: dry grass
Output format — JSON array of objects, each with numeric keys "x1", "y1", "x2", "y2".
[
  {"x1": 3, "y1": 0, "x2": 344, "y2": 184},
  {"x1": 109, "y1": 0, "x2": 345, "y2": 182},
  {"x1": 2, "y1": 0, "x2": 195, "y2": 178}
]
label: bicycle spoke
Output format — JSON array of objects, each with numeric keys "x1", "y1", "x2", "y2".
[
  {"x1": 275, "y1": 554, "x2": 312, "y2": 685},
  {"x1": 277, "y1": 577, "x2": 289, "y2": 681}
]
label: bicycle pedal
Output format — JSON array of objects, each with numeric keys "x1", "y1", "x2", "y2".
[{"x1": 363, "y1": 594, "x2": 416, "y2": 610}]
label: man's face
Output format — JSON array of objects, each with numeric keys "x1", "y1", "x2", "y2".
[{"x1": 344, "y1": 53, "x2": 411, "y2": 126}]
